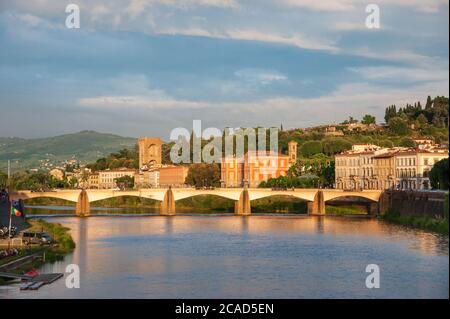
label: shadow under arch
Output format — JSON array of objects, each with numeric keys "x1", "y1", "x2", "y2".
[
  {"x1": 325, "y1": 195, "x2": 376, "y2": 215},
  {"x1": 175, "y1": 194, "x2": 235, "y2": 214},
  {"x1": 21, "y1": 196, "x2": 77, "y2": 215},
  {"x1": 90, "y1": 195, "x2": 160, "y2": 214},
  {"x1": 21, "y1": 196, "x2": 77, "y2": 206},
  {"x1": 251, "y1": 194, "x2": 308, "y2": 214}
]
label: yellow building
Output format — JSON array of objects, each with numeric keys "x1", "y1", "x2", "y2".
[
  {"x1": 88, "y1": 173, "x2": 99, "y2": 189},
  {"x1": 336, "y1": 144, "x2": 448, "y2": 190},
  {"x1": 98, "y1": 169, "x2": 137, "y2": 189},
  {"x1": 373, "y1": 151, "x2": 396, "y2": 190}
]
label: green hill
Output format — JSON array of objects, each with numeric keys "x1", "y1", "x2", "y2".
[{"x1": 0, "y1": 131, "x2": 137, "y2": 172}]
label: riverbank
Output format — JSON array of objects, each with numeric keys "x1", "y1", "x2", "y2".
[
  {"x1": 0, "y1": 219, "x2": 75, "y2": 285},
  {"x1": 381, "y1": 210, "x2": 449, "y2": 235}
]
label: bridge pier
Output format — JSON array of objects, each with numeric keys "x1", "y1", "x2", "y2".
[
  {"x1": 235, "y1": 188, "x2": 251, "y2": 215},
  {"x1": 160, "y1": 187, "x2": 176, "y2": 215},
  {"x1": 308, "y1": 190, "x2": 325, "y2": 215},
  {"x1": 75, "y1": 189, "x2": 90, "y2": 216}
]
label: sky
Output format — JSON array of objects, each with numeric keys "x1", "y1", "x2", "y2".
[{"x1": 0, "y1": 0, "x2": 448, "y2": 139}]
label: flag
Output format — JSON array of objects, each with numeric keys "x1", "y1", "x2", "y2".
[
  {"x1": 11, "y1": 200, "x2": 23, "y2": 217},
  {"x1": 12, "y1": 206, "x2": 22, "y2": 217}
]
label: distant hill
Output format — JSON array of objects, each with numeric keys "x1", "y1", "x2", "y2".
[{"x1": 0, "y1": 131, "x2": 137, "y2": 172}]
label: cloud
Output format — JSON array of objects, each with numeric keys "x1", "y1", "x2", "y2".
[
  {"x1": 156, "y1": 27, "x2": 339, "y2": 52},
  {"x1": 349, "y1": 65, "x2": 449, "y2": 83},
  {"x1": 279, "y1": 0, "x2": 355, "y2": 12},
  {"x1": 280, "y1": 0, "x2": 448, "y2": 13},
  {"x1": 234, "y1": 69, "x2": 287, "y2": 85}
]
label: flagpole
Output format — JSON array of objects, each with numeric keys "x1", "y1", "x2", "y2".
[{"x1": 8, "y1": 199, "x2": 12, "y2": 246}]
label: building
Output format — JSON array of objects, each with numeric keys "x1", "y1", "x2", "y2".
[
  {"x1": 138, "y1": 137, "x2": 162, "y2": 170},
  {"x1": 335, "y1": 144, "x2": 448, "y2": 190},
  {"x1": 415, "y1": 148, "x2": 448, "y2": 189},
  {"x1": 159, "y1": 166, "x2": 189, "y2": 188},
  {"x1": 88, "y1": 173, "x2": 99, "y2": 189},
  {"x1": 288, "y1": 141, "x2": 298, "y2": 165},
  {"x1": 221, "y1": 156, "x2": 244, "y2": 188},
  {"x1": 135, "y1": 169, "x2": 160, "y2": 188},
  {"x1": 221, "y1": 149, "x2": 293, "y2": 188},
  {"x1": 373, "y1": 151, "x2": 397, "y2": 190},
  {"x1": 335, "y1": 144, "x2": 385, "y2": 190},
  {"x1": 98, "y1": 169, "x2": 137, "y2": 189}
]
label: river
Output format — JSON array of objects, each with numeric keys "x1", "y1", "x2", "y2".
[{"x1": 1, "y1": 208, "x2": 448, "y2": 299}]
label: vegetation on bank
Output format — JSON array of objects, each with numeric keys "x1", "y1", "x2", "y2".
[
  {"x1": 381, "y1": 210, "x2": 449, "y2": 236},
  {"x1": 325, "y1": 205, "x2": 367, "y2": 215},
  {"x1": 0, "y1": 219, "x2": 75, "y2": 285}
]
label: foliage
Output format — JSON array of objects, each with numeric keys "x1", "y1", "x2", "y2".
[
  {"x1": 259, "y1": 175, "x2": 319, "y2": 188},
  {"x1": 29, "y1": 219, "x2": 76, "y2": 251},
  {"x1": 321, "y1": 138, "x2": 352, "y2": 156},
  {"x1": 361, "y1": 114, "x2": 376, "y2": 125},
  {"x1": 384, "y1": 96, "x2": 449, "y2": 130},
  {"x1": 399, "y1": 137, "x2": 416, "y2": 148},
  {"x1": 382, "y1": 210, "x2": 448, "y2": 235},
  {"x1": 114, "y1": 175, "x2": 135, "y2": 190},
  {"x1": 300, "y1": 141, "x2": 322, "y2": 157},
  {"x1": 388, "y1": 117, "x2": 410, "y2": 136},
  {"x1": 429, "y1": 158, "x2": 449, "y2": 190},
  {"x1": 87, "y1": 147, "x2": 138, "y2": 171},
  {"x1": 288, "y1": 154, "x2": 335, "y2": 187},
  {"x1": 0, "y1": 171, "x2": 7, "y2": 188},
  {"x1": 10, "y1": 171, "x2": 70, "y2": 191},
  {"x1": 185, "y1": 163, "x2": 220, "y2": 187}
]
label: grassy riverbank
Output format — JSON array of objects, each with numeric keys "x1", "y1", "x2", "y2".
[
  {"x1": 0, "y1": 219, "x2": 75, "y2": 285},
  {"x1": 325, "y1": 204, "x2": 367, "y2": 215},
  {"x1": 381, "y1": 210, "x2": 449, "y2": 235}
]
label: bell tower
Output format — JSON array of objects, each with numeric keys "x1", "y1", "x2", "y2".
[
  {"x1": 138, "y1": 137, "x2": 162, "y2": 170},
  {"x1": 288, "y1": 140, "x2": 298, "y2": 165}
]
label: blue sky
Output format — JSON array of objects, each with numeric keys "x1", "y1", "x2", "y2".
[{"x1": 0, "y1": 0, "x2": 448, "y2": 139}]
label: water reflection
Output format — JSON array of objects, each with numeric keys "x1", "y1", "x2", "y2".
[{"x1": 1, "y1": 213, "x2": 448, "y2": 299}]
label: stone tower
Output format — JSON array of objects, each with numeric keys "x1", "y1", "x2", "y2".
[
  {"x1": 138, "y1": 137, "x2": 162, "y2": 170},
  {"x1": 288, "y1": 140, "x2": 298, "y2": 165}
]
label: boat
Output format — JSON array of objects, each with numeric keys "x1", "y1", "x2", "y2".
[
  {"x1": 19, "y1": 281, "x2": 35, "y2": 290},
  {"x1": 28, "y1": 281, "x2": 45, "y2": 290}
]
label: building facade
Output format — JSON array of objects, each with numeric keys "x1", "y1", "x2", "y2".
[
  {"x1": 98, "y1": 169, "x2": 137, "y2": 189},
  {"x1": 135, "y1": 169, "x2": 160, "y2": 188},
  {"x1": 335, "y1": 144, "x2": 448, "y2": 190},
  {"x1": 221, "y1": 150, "x2": 292, "y2": 188},
  {"x1": 159, "y1": 166, "x2": 189, "y2": 188}
]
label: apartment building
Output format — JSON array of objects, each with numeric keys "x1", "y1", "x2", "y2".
[{"x1": 335, "y1": 144, "x2": 448, "y2": 190}]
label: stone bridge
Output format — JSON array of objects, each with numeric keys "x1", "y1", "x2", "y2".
[{"x1": 10, "y1": 188, "x2": 383, "y2": 216}]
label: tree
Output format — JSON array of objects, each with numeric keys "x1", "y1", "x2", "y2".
[
  {"x1": 388, "y1": 117, "x2": 410, "y2": 136},
  {"x1": 0, "y1": 171, "x2": 7, "y2": 188},
  {"x1": 399, "y1": 138, "x2": 416, "y2": 148},
  {"x1": 300, "y1": 141, "x2": 322, "y2": 158},
  {"x1": 185, "y1": 163, "x2": 220, "y2": 187},
  {"x1": 362, "y1": 114, "x2": 376, "y2": 125},
  {"x1": 384, "y1": 105, "x2": 397, "y2": 123},
  {"x1": 416, "y1": 113, "x2": 428, "y2": 129},
  {"x1": 429, "y1": 158, "x2": 449, "y2": 190},
  {"x1": 321, "y1": 138, "x2": 352, "y2": 155},
  {"x1": 115, "y1": 175, "x2": 134, "y2": 190}
]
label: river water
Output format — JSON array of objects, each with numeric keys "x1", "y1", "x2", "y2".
[{"x1": 1, "y1": 210, "x2": 448, "y2": 299}]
